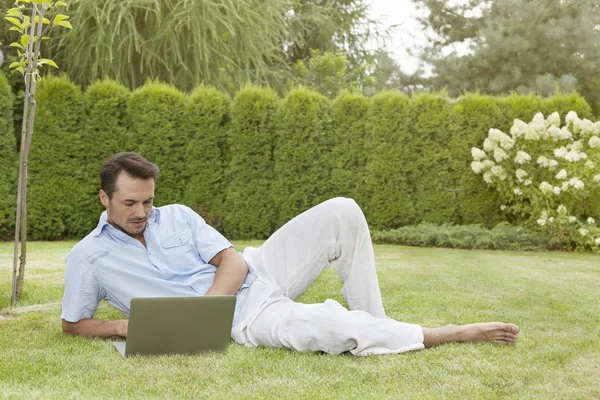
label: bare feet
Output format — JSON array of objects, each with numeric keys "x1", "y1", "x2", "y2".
[{"x1": 422, "y1": 322, "x2": 520, "y2": 348}]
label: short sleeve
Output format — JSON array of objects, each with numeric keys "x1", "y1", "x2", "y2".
[
  {"x1": 184, "y1": 206, "x2": 234, "y2": 263},
  {"x1": 61, "y1": 252, "x2": 105, "y2": 322}
]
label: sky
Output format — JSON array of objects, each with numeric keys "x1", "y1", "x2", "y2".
[{"x1": 368, "y1": 0, "x2": 426, "y2": 74}]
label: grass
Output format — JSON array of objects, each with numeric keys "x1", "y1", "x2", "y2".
[{"x1": 1, "y1": 241, "x2": 599, "y2": 399}]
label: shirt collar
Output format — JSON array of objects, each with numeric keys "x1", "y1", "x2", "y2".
[{"x1": 92, "y1": 207, "x2": 159, "y2": 237}]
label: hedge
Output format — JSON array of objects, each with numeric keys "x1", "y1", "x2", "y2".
[
  {"x1": 273, "y1": 88, "x2": 333, "y2": 227},
  {"x1": 362, "y1": 91, "x2": 413, "y2": 229},
  {"x1": 127, "y1": 81, "x2": 187, "y2": 206},
  {"x1": 224, "y1": 86, "x2": 279, "y2": 239},
  {"x1": 0, "y1": 75, "x2": 596, "y2": 241},
  {"x1": 0, "y1": 72, "x2": 15, "y2": 240},
  {"x1": 330, "y1": 91, "x2": 370, "y2": 204},
  {"x1": 80, "y1": 79, "x2": 131, "y2": 233},
  {"x1": 183, "y1": 86, "x2": 231, "y2": 229},
  {"x1": 27, "y1": 76, "x2": 85, "y2": 240}
]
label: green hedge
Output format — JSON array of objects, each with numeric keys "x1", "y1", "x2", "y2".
[
  {"x1": 0, "y1": 72, "x2": 15, "y2": 240},
  {"x1": 127, "y1": 82, "x2": 187, "y2": 206},
  {"x1": 183, "y1": 86, "x2": 231, "y2": 229},
  {"x1": 330, "y1": 91, "x2": 370, "y2": 203},
  {"x1": 80, "y1": 79, "x2": 131, "y2": 233},
  {"x1": 273, "y1": 88, "x2": 333, "y2": 227},
  {"x1": 0, "y1": 76, "x2": 596, "y2": 241},
  {"x1": 362, "y1": 91, "x2": 413, "y2": 229},
  {"x1": 224, "y1": 86, "x2": 279, "y2": 239},
  {"x1": 27, "y1": 76, "x2": 85, "y2": 240}
]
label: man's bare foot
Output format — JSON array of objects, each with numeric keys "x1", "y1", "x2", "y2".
[{"x1": 422, "y1": 322, "x2": 520, "y2": 348}]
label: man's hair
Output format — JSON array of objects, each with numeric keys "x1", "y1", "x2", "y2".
[{"x1": 100, "y1": 152, "x2": 159, "y2": 198}]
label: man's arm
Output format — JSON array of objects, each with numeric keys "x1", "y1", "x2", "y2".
[
  {"x1": 62, "y1": 318, "x2": 128, "y2": 338},
  {"x1": 205, "y1": 247, "x2": 248, "y2": 296}
]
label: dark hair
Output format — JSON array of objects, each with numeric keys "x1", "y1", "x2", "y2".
[{"x1": 100, "y1": 152, "x2": 159, "y2": 198}]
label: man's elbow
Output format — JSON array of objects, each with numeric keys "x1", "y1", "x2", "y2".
[{"x1": 62, "y1": 319, "x2": 80, "y2": 336}]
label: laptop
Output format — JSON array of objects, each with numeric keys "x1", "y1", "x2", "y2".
[{"x1": 113, "y1": 296, "x2": 236, "y2": 357}]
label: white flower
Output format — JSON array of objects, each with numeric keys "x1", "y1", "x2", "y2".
[
  {"x1": 537, "y1": 156, "x2": 549, "y2": 167},
  {"x1": 568, "y1": 216, "x2": 577, "y2": 223},
  {"x1": 483, "y1": 171, "x2": 493, "y2": 184},
  {"x1": 493, "y1": 147, "x2": 509, "y2": 162},
  {"x1": 537, "y1": 218, "x2": 546, "y2": 226},
  {"x1": 471, "y1": 147, "x2": 487, "y2": 161},
  {"x1": 539, "y1": 181, "x2": 553, "y2": 193},
  {"x1": 524, "y1": 179, "x2": 532, "y2": 186},
  {"x1": 500, "y1": 205, "x2": 507, "y2": 211},
  {"x1": 491, "y1": 165, "x2": 505, "y2": 177},
  {"x1": 548, "y1": 217, "x2": 554, "y2": 223},
  {"x1": 510, "y1": 119, "x2": 528, "y2": 138},
  {"x1": 579, "y1": 228, "x2": 589, "y2": 237},
  {"x1": 515, "y1": 169, "x2": 528, "y2": 182},
  {"x1": 580, "y1": 119, "x2": 596, "y2": 135},
  {"x1": 595, "y1": 238, "x2": 600, "y2": 245},
  {"x1": 565, "y1": 150, "x2": 582, "y2": 162},
  {"x1": 565, "y1": 111, "x2": 578, "y2": 124},
  {"x1": 553, "y1": 186, "x2": 561, "y2": 195},
  {"x1": 568, "y1": 178, "x2": 584, "y2": 190},
  {"x1": 489, "y1": 128, "x2": 510, "y2": 143},
  {"x1": 483, "y1": 138, "x2": 496, "y2": 152},
  {"x1": 554, "y1": 147, "x2": 568, "y2": 159},
  {"x1": 548, "y1": 159, "x2": 559, "y2": 169},
  {"x1": 561, "y1": 181, "x2": 569, "y2": 191},
  {"x1": 588, "y1": 136, "x2": 600, "y2": 148},
  {"x1": 555, "y1": 169, "x2": 568, "y2": 180},
  {"x1": 557, "y1": 205, "x2": 567, "y2": 214},
  {"x1": 513, "y1": 188, "x2": 523, "y2": 196},
  {"x1": 524, "y1": 128, "x2": 540, "y2": 141},
  {"x1": 471, "y1": 161, "x2": 485, "y2": 174},
  {"x1": 585, "y1": 160, "x2": 595, "y2": 169},
  {"x1": 570, "y1": 141, "x2": 583, "y2": 152},
  {"x1": 546, "y1": 112, "x2": 560, "y2": 127},
  {"x1": 587, "y1": 217, "x2": 595, "y2": 225},
  {"x1": 593, "y1": 174, "x2": 600, "y2": 183},
  {"x1": 514, "y1": 151, "x2": 532, "y2": 165}
]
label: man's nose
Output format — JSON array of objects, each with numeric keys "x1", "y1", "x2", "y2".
[{"x1": 133, "y1": 203, "x2": 146, "y2": 219}]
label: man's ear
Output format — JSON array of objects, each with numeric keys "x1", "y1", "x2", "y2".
[{"x1": 99, "y1": 189, "x2": 109, "y2": 208}]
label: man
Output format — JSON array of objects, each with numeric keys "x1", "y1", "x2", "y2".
[{"x1": 61, "y1": 152, "x2": 519, "y2": 355}]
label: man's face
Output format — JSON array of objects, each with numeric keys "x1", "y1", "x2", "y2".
[{"x1": 100, "y1": 172, "x2": 155, "y2": 239}]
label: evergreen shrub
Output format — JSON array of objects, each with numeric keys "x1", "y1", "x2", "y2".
[
  {"x1": 183, "y1": 86, "x2": 230, "y2": 230},
  {"x1": 224, "y1": 86, "x2": 279, "y2": 239},
  {"x1": 273, "y1": 88, "x2": 333, "y2": 227},
  {"x1": 80, "y1": 79, "x2": 131, "y2": 232},
  {"x1": 363, "y1": 91, "x2": 412, "y2": 229},
  {"x1": 127, "y1": 81, "x2": 187, "y2": 206},
  {"x1": 0, "y1": 72, "x2": 16, "y2": 240},
  {"x1": 330, "y1": 91, "x2": 370, "y2": 202},
  {"x1": 27, "y1": 76, "x2": 85, "y2": 240}
]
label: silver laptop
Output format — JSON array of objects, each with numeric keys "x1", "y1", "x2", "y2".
[{"x1": 113, "y1": 296, "x2": 236, "y2": 357}]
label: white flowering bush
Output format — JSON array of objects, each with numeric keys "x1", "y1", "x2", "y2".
[{"x1": 471, "y1": 111, "x2": 600, "y2": 251}]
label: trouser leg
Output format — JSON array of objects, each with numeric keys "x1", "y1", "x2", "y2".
[
  {"x1": 248, "y1": 197, "x2": 385, "y2": 318},
  {"x1": 246, "y1": 297, "x2": 424, "y2": 356}
]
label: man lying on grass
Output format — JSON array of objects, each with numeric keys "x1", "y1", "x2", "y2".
[{"x1": 61, "y1": 152, "x2": 520, "y2": 355}]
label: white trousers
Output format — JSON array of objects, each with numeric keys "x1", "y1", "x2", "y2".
[{"x1": 231, "y1": 198, "x2": 424, "y2": 356}]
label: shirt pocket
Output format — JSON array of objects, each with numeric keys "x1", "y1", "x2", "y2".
[{"x1": 161, "y1": 228, "x2": 192, "y2": 248}]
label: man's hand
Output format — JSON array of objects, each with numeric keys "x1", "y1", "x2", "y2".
[{"x1": 62, "y1": 318, "x2": 129, "y2": 338}]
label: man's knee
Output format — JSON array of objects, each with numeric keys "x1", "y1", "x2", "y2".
[{"x1": 323, "y1": 197, "x2": 363, "y2": 219}]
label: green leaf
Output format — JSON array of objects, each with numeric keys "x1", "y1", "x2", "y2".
[
  {"x1": 42, "y1": 36, "x2": 50, "y2": 40},
  {"x1": 54, "y1": 20, "x2": 72, "y2": 29},
  {"x1": 22, "y1": 21, "x2": 31, "y2": 30},
  {"x1": 38, "y1": 58, "x2": 59, "y2": 68},
  {"x1": 15, "y1": 66, "x2": 25, "y2": 74},
  {"x1": 10, "y1": 42, "x2": 24, "y2": 50},
  {"x1": 7, "y1": 8, "x2": 21, "y2": 17},
  {"x1": 21, "y1": 34, "x2": 30, "y2": 46},
  {"x1": 9, "y1": 26, "x2": 23, "y2": 33},
  {"x1": 42, "y1": 1, "x2": 51, "y2": 9},
  {"x1": 34, "y1": 16, "x2": 51, "y2": 24},
  {"x1": 9, "y1": 61, "x2": 21, "y2": 69},
  {"x1": 5, "y1": 17, "x2": 23, "y2": 28},
  {"x1": 54, "y1": 14, "x2": 69, "y2": 23},
  {"x1": 54, "y1": 1, "x2": 68, "y2": 6}
]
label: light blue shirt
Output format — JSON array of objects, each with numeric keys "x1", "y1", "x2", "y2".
[{"x1": 61, "y1": 204, "x2": 258, "y2": 324}]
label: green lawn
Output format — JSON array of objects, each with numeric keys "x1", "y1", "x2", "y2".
[{"x1": 1, "y1": 241, "x2": 599, "y2": 399}]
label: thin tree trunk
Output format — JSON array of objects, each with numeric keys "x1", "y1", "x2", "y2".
[{"x1": 11, "y1": 5, "x2": 44, "y2": 305}]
